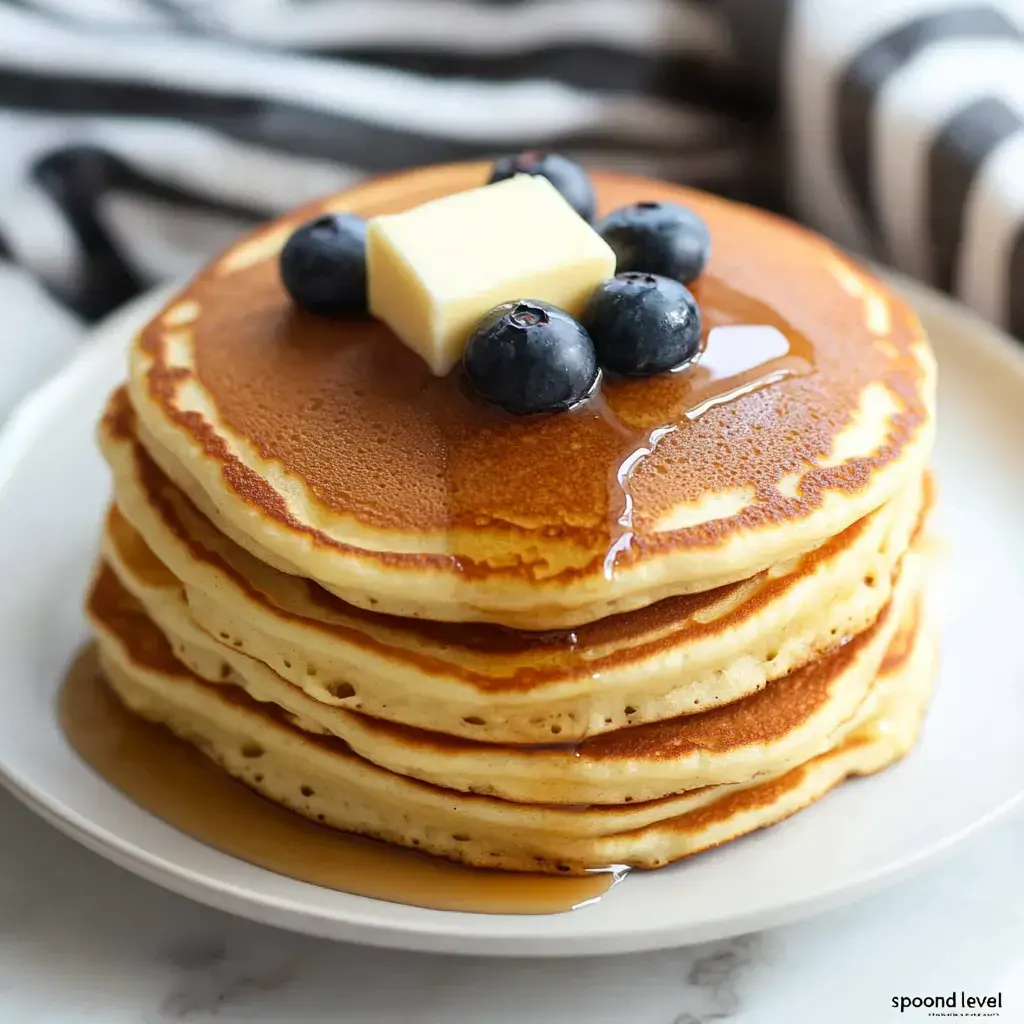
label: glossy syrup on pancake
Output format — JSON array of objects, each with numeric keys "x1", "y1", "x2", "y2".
[
  {"x1": 163, "y1": 265, "x2": 815, "y2": 581},
  {"x1": 598, "y1": 275, "x2": 816, "y2": 576},
  {"x1": 59, "y1": 645, "x2": 621, "y2": 914},
  {"x1": 135, "y1": 164, "x2": 931, "y2": 617}
]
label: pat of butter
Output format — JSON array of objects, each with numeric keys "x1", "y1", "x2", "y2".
[{"x1": 367, "y1": 175, "x2": 616, "y2": 375}]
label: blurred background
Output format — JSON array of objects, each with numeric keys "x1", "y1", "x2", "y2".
[{"x1": 1, "y1": 0, "x2": 1023, "y2": 420}]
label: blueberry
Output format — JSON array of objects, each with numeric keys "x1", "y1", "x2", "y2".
[
  {"x1": 489, "y1": 152, "x2": 596, "y2": 222},
  {"x1": 463, "y1": 300, "x2": 599, "y2": 415},
  {"x1": 598, "y1": 202, "x2": 710, "y2": 284},
  {"x1": 581, "y1": 273, "x2": 702, "y2": 377},
  {"x1": 280, "y1": 213, "x2": 367, "y2": 315}
]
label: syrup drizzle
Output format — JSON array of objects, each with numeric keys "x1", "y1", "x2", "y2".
[
  {"x1": 603, "y1": 424, "x2": 676, "y2": 579},
  {"x1": 684, "y1": 325, "x2": 794, "y2": 420},
  {"x1": 600, "y1": 278, "x2": 817, "y2": 579}
]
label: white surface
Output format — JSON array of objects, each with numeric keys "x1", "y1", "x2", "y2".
[
  {"x1": 0, "y1": 789, "x2": 1020, "y2": 1022},
  {"x1": 0, "y1": 281, "x2": 1021, "y2": 960}
]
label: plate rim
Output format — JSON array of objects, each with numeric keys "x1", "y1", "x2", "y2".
[{"x1": 0, "y1": 277, "x2": 1021, "y2": 956}]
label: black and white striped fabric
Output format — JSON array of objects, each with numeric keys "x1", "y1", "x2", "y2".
[{"x1": 1, "y1": 0, "x2": 1023, "y2": 421}]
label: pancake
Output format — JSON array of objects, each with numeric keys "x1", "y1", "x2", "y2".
[
  {"x1": 100, "y1": 387, "x2": 931, "y2": 742},
  {"x1": 126, "y1": 162, "x2": 936, "y2": 628},
  {"x1": 102, "y1": 504, "x2": 925, "y2": 803},
  {"x1": 87, "y1": 562, "x2": 936, "y2": 873}
]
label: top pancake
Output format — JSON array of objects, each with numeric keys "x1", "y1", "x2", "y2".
[{"x1": 128, "y1": 162, "x2": 936, "y2": 627}]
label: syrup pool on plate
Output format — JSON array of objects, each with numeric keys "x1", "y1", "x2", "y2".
[{"x1": 59, "y1": 646, "x2": 624, "y2": 915}]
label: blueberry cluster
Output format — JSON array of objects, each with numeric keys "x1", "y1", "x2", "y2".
[
  {"x1": 278, "y1": 153, "x2": 710, "y2": 417},
  {"x1": 470, "y1": 154, "x2": 710, "y2": 415}
]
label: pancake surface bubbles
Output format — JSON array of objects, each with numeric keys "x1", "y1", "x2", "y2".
[{"x1": 128, "y1": 162, "x2": 936, "y2": 626}]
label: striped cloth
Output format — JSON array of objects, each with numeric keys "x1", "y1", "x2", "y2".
[{"x1": 1, "y1": 0, "x2": 1023, "y2": 422}]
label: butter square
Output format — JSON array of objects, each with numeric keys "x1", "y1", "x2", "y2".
[{"x1": 367, "y1": 175, "x2": 616, "y2": 375}]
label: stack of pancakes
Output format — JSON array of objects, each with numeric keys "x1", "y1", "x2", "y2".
[{"x1": 87, "y1": 164, "x2": 938, "y2": 874}]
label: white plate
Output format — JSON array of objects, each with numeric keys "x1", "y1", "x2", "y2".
[{"x1": 0, "y1": 279, "x2": 1021, "y2": 958}]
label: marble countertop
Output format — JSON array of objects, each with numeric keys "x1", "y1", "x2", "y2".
[{"x1": 0, "y1": 790, "x2": 1021, "y2": 1023}]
